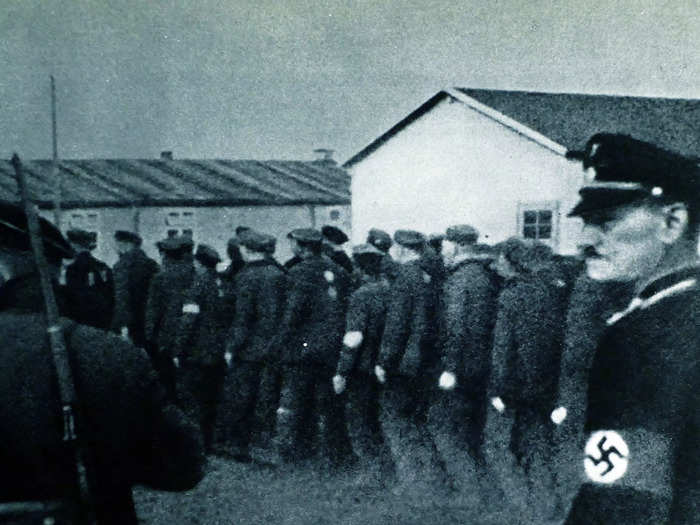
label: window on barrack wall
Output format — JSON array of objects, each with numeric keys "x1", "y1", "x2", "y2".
[
  {"x1": 163, "y1": 210, "x2": 196, "y2": 240},
  {"x1": 329, "y1": 209, "x2": 341, "y2": 221},
  {"x1": 517, "y1": 201, "x2": 560, "y2": 245}
]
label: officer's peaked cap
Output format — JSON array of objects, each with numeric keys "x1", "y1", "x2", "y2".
[
  {"x1": 321, "y1": 225, "x2": 349, "y2": 245},
  {"x1": 394, "y1": 229, "x2": 425, "y2": 248},
  {"x1": 0, "y1": 201, "x2": 74, "y2": 261},
  {"x1": 445, "y1": 224, "x2": 479, "y2": 245},
  {"x1": 566, "y1": 133, "x2": 700, "y2": 217}
]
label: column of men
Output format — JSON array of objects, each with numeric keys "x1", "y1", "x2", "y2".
[{"x1": 62, "y1": 217, "x2": 584, "y2": 490}]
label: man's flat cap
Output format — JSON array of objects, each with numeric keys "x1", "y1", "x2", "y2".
[
  {"x1": 194, "y1": 244, "x2": 221, "y2": 267},
  {"x1": 235, "y1": 226, "x2": 251, "y2": 237},
  {"x1": 352, "y1": 243, "x2": 383, "y2": 256},
  {"x1": 114, "y1": 230, "x2": 142, "y2": 245},
  {"x1": 238, "y1": 229, "x2": 270, "y2": 253},
  {"x1": 321, "y1": 225, "x2": 349, "y2": 245},
  {"x1": 0, "y1": 201, "x2": 74, "y2": 261},
  {"x1": 367, "y1": 228, "x2": 392, "y2": 252},
  {"x1": 67, "y1": 228, "x2": 97, "y2": 249},
  {"x1": 160, "y1": 235, "x2": 194, "y2": 252},
  {"x1": 566, "y1": 133, "x2": 700, "y2": 216},
  {"x1": 445, "y1": 225, "x2": 479, "y2": 245},
  {"x1": 287, "y1": 228, "x2": 323, "y2": 244},
  {"x1": 394, "y1": 229, "x2": 425, "y2": 248}
]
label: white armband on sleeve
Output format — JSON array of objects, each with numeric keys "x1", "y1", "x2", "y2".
[
  {"x1": 182, "y1": 303, "x2": 200, "y2": 314},
  {"x1": 343, "y1": 331, "x2": 363, "y2": 349}
]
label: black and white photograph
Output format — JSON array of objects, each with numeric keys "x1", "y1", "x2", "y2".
[{"x1": 1, "y1": 1, "x2": 698, "y2": 523}]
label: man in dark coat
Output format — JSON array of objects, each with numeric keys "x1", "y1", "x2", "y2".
[
  {"x1": 333, "y1": 243, "x2": 393, "y2": 485},
  {"x1": 63, "y1": 229, "x2": 115, "y2": 330},
  {"x1": 0, "y1": 202, "x2": 204, "y2": 525},
  {"x1": 222, "y1": 230, "x2": 286, "y2": 461},
  {"x1": 145, "y1": 235, "x2": 195, "y2": 401},
  {"x1": 111, "y1": 230, "x2": 159, "y2": 350},
  {"x1": 273, "y1": 228, "x2": 354, "y2": 468},
  {"x1": 561, "y1": 133, "x2": 700, "y2": 524},
  {"x1": 431, "y1": 225, "x2": 500, "y2": 496},
  {"x1": 374, "y1": 230, "x2": 445, "y2": 495},
  {"x1": 487, "y1": 237, "x2": 571, "y2": 519},
  {"x1": 173, "y1": 244, "x2": 228, "y2": 453},
  {"x1": 322, "y1": 224, "x2": 354, "y2": 274}
]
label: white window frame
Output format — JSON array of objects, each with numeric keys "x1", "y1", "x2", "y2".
[{"x1": 516, "y1": 201, "x2": 560, "y2": 247}]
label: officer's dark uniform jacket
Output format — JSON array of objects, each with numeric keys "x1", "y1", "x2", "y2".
[
  {"x1": 376, "y1": 258, "x2": 440, "y2": 377},
  {"x1": 277, "y1": 255, "x2": 350, "y2": 368},
  {"x1": 0, "y1": 274, "x2": 204, "y2": 525},
  {"x1": 440, "y1": 254, "x2": 500, "y2": 391},
  {"x1": 64, "y1": 251, "x2": 115, "y2": 330},
  {"x1": 174, "y1": 268, "x2": 229, "y2": 365},
  {"x1": 489, "y1": 264, "x2": 570, "y2": 407},
  {"x1": 336, "y1": 278, "x2": 391, "y2": 378},
  {"x1": 111, "y1": 247, "x2": 159, "y2": 347},
  {"x1": 565, "y1": 265, "x2": 700, "y2": 525},
  {"x1": 227, "y1": 259, "x2": 286, "y2": 362},
  {"x1": 145, "y1": 260, "x2": 194, "y2": 352}
]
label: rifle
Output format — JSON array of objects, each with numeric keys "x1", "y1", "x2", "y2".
[{"x1": 7, "y1": 153, "x2": 97, "y2": 524}]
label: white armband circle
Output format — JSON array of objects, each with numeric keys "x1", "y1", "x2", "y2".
[{"x1": 182, "y1": 303, "x2": 200, "y2": 314}]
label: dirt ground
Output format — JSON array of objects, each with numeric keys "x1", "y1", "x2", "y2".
[{"x1": 134, "y1": 454, "x2": 571, "y2": 525}]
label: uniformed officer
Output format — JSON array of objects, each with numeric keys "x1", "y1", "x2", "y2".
[
  {"x1": 63, "y1": 228, "x2": 115, "y2": 330},
  {"x1": 111, "y1": 230, "x2": 160, "y2": 350},
  {"x1": 145, "y1": 235, "x2": 195, "y2": 401},
  {"x1": 173, "y1": 244, "x2": 228, "y2": 453},
  {"x1": 431, "y1": 225, "x2": 500, "y2": 496},
  {"x1": 322, "y1": 225, "x2": 354, "y2": 275},
  {"x1": 332, "y1": 243, "x2": 393, "y2": 486},
  {"x1": 367, "y1": 227, "x2": 398, "y2": 281},
  {"x1": 0, "y1": 202, "x2": 204, "y2": 525},
  {"x1": 273, "y1": 228, "x2": 354, "y2": 469},
  {"x1": 374, "y1": 230, "x2": 445, "y2": 496},
  {"x1": 558, "y1": 133, "x2": 700, "y2": 524},
  {"x1": 222, "y1": 230, "x2": 286, "y2": 461}
]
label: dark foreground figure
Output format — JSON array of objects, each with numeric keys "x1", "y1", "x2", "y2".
[{"x1": 0, "y1": 201, "x2": 205, "y2": 524}]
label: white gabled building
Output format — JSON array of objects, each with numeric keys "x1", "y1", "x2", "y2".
[{"x1": 345, "y1": 88, "x2": 700, "y2": 254}]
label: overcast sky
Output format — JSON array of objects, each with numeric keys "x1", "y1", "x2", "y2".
[{"x1": 2, "y1": 0, "x2": 699, "y2": 163}]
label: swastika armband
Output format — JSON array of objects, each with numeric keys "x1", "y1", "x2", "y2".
[{"x1": 583, "y1": 428, "x2": 673, "y2": 499}]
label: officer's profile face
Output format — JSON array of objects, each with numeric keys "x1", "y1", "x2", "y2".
[{"x1": 578, "y1": 204, "x2": 668, "y2": 282}]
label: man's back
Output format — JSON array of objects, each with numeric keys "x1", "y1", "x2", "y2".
[{"x1": 0, "y1": 309, "x2": 204, "y2": 524}]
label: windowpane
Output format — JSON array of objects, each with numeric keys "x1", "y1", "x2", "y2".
[
  {"x1": 167, "y1": 229, "x2": 178, "y2": 238},
  {"x1": 523, "y1": 211, "x2": 537, "y2": 224},
  {"x1": 538, "y1": 226, "x2": 552, "y2": 239},
  {"x1": 523, "y1": 225, "x2": 537, "y2": 239},
  {"x1": 538, "y1": 210, "x2": 552, "y2": 223}
]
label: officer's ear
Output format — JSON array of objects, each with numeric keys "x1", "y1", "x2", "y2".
[{"x1": 658, "y1": 202, "x2": 689, "y2": 244}]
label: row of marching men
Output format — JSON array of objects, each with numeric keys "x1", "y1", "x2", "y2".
[{"x1": 57, "y1": 222, "x2": 618, "y2": 516}]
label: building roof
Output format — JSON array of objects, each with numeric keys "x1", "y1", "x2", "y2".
[
  {"x1": 0, "y1": 159, "x2": 350, "y2": 209},
  {"x1": 344, "y1": 88, "x2": 700, "y2": 167}
]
